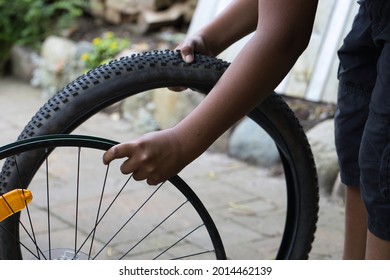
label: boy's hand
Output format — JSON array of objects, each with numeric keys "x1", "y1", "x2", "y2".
[
  {"x1": 176, "y1": 34, "x2": 210, "y2": 63},
  {"x1": 102, "y1": 129, "x2": 185, "y2": 186},
  {"x1": 169, "y1": 34, "x2": 211, "y2": 92}
]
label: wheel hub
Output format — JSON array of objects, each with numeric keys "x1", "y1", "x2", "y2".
[{"x1": 44, "y1": 249, "x2": 89, "y2": 260}]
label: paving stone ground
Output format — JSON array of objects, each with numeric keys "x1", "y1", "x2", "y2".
[{"x1": 0, "y1": 77, "x2": 344, "y2": 259}]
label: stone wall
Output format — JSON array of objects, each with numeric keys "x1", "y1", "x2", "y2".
[{"x1": 90, "y1": 0, "x2": 198, "y2": 33}]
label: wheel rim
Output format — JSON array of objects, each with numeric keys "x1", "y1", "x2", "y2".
[{"x1": 0, "y1": 135, "x2": 226, "y2": 260}]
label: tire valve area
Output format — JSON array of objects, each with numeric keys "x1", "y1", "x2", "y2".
[{"x1": 0, "y1": 189, "x2": 32, "y2": 222}]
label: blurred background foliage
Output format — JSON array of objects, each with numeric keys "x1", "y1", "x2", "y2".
[
  {"x1": 81, "y1": 32, "x2": 130, "y2": 70},
  {"x1": 0, "y1": 0, "x2": 87, "y2": 74}
]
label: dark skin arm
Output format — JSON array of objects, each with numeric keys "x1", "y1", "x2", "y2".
[{"x1": 103, "y1": 0, "x2": 319, "y2": 185}]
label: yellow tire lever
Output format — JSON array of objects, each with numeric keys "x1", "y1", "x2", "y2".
[{"x1": 0, "y1": 189, "x2": 33, "y2": 222}]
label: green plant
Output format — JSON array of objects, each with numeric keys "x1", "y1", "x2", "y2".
[
  {"x1": 81, "y1": 32, "x2": 130, "y2": 70},
  {"x1": 0, "y1": 0, "x2": 86, "y2": 74}
]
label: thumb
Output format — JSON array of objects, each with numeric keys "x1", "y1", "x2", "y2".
[{"x1": 179, "y1": 46, "x2": 194, "y2": 64}]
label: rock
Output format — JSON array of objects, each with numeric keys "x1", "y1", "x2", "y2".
[
  {"x1": 228, "y1": 118, "x2": 280, "y2": 167},
  {"x1": 121, "y1": 89, "x2": 159, "y2": 134},
  {"x1": 306, "y1": 118, "x2": 339, "y2": 194},
  {"x1": 152, "y1": 88, "x2": 229, "y2": 153},
  {"x1": 75, "y1": 41, "x2": 93, "y2": 60},
  {"x1": 106, "y1": 0, "x2": 175, "y2": 14},
  {"x1": 104, "y1": 6, "x2": 123, "y2": 24},
  {"x1": 10, "y1": 46, "x2": 36, "y2": 83},
  {"x1": 106, "y1": 0, "x2": 140, "y2": 15},
  {"x1": 35, "y1": 36, "x2": 83, "y2": 97},
  {"x1": 152, "y1": 88, "x2": 202, "y2": 129},
  {"x1": 137, "y1": 3, "x2": 187, "y2": 33},
  {"x1": 90, "y1": 0, "x2": 105, "y2": 17},
  {"x1": 120, "y1": 87, "x2": 230, "y2": 152},
  {"x1": 97, "y1": 0, "x2": 195, "y2": 31}
]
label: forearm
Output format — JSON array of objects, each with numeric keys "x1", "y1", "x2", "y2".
[
  {"x1": 174, "y1": 35, "x2": 288, "y2": 160},
  {"x1": 196, "y1": 0, "x2": 259, "y2": 56},
  {"x1": 175, "y1": 0, "x2": 318, "y2": 164}
]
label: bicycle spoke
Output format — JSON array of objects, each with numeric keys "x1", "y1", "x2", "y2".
[
  {"x1": 93, "y1": 181, "x2": 166, "y2": 259},
  {"x1": 87, "y1": 164, "x2": 110, "y2": 260},
  {"x1": 74, "y1": 147, "x2": 81, "y2": 259},
  {"x1": 45, "y1": 149, "x2": 52, "y2": 260},
  {"x1": 0, "y1": 223, "x2": 41, "y2": 259},
  {"x1": 118, "y1": 200, "x2": 189, "y2": 260},
  {"x1": 6, "y1": 156, "x2": 46, "y2": 259},
  {"x1": 21, "y1": 190, "x2": 42, "y2": 259},
  {"x1": 153, "y1": 224, "x2": 205, "y2": 260},
  {"x1": 171, "y1": 250, "x2": 216, "y2": 260},
  {"x1": 75, "y1": 172, "x2": 134, "y2": 257},
  {"x1": 0, "y1": 192, "x2": 45, "y2": 259}
]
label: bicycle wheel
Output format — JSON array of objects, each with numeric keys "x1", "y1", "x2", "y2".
[
  {"x1": 0, "y1": 134, "x2": 226, "y2": 260},
  {"x1": 0, "y1": 50, "x2": 318, "y2": 259}
]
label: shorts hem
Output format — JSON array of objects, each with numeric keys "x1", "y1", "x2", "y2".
[
  {"x1": 339, "y1": 173, "x2": 361, "y2": 187},
  {"x1": 368, "y1": 220, "x2": 390, "y2": 241}
]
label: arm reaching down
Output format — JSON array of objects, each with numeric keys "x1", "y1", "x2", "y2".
[{"x1": 103, "y1": 0, "x2": 318, "y2": 185}]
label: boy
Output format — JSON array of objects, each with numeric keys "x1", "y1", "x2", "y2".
[{"x1": 335, "y1": 0, "x2": 390, "y2": 259}]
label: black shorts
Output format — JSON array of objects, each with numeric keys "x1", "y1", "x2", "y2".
[{"x1": 335, "y1": 0, "x2": 390, "y2": 240}]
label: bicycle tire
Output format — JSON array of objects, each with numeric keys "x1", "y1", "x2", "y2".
[
  {"x1": 0, "y1": 134, "x2": 226, "y2": 260},
  {"x1": 0, "y1": 50, "x2": 318, "y2": 259}
]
